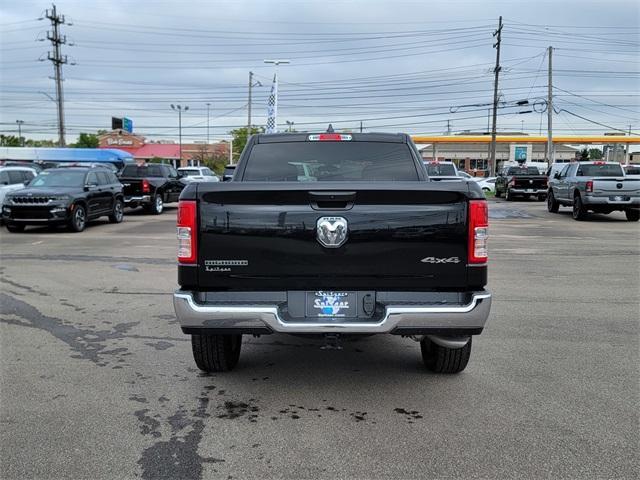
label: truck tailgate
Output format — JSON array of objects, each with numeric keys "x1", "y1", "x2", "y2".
[
  {"x1": 513, "y1": 175, "x2": 547, "y2": 189},
  {"x1": 592, "y1": 178, "x2": 640, "y2": 196},
  {"x1": 119, "y1": 178, "x2": 144, "y2": 197},
  {"x1": 196, "y1": 183, "x2": 471, "y2": 291}
]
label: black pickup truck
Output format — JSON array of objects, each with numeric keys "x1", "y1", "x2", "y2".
[
  {"x1": 119, "y1": 163, "x2": 185, "y2": 214},
  {"x1": 173, "y1": 132, "x2": 491, "y2": 374},
  {"x1": 495, "y1": 165, "x2": 548, "y2": 201}
]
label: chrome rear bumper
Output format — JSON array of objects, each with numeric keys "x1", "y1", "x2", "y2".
[{"x1": 173, "y1": 291, "x2": 491, "y2": 334}]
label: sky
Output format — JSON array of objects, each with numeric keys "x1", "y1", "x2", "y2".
[{"x1": 0, "y1": 0, "x2": 638, "y2": 146}]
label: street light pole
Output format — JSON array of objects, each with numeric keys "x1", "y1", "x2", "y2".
[
  {"x1": 16, "y1": 120, "x2": 24, "y2": 146},
  {"x1": 171, "y1": 104, "x2": 189, "y2": 167},
  {"x1": 286, "y1": 120, "x2": 294, "y2": 132},
  {"x1": 206, "y1": 102, "x2": 210, "y2": 144}
]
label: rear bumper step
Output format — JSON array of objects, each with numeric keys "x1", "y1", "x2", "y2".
[{"x1": 173, "y1": 290, "x2": 491, "y2": 334}]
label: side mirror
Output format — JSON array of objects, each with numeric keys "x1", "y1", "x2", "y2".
[
  {"x1": 23, "y1": 180, "x2": 30, "y2": 186},
  {"x1": 554, "y1": 172, "x2": 560, "y2": 179},
  {"x1": 84, "y1": 183, "x2": 98, "y2": 191}
]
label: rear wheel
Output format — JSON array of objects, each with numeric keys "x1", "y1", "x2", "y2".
[
  {"x1": 109, "y1": 199, "x2": 124, "y2": 223},
  {"x1": 421, "y1": 337, "x2": 472, "y2": 374},
  {"x1": 147, "y1": 194, "x2": 163, "y2": 215},
  {"x1": 6, "y1": 223, "x2": 25, "y2": 233},
  {"x1": 505, "y1": 188, "x2": 514, "y2": 201},
  {"x1": 625, "y1": 209, "x2": 640, "y2": 222},
  {"x1": 68, "y1": 204, "x2": 87, "y2": 232},
  {"x1": 547, "y1": 191, "x2": 559, "y2": 213},
  {"x1": 572, "y1": 194, "x2": 587, "y2": 221},
  {"x1": 191, "y1": 334, "x2": 242, "y2": 372}
]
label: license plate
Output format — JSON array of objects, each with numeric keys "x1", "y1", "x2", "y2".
[
  {"x1": 306, "y1": 291, "x2": 357, "y2": 318},
  {"x1": 526, "y1": 189, "x2": 533, "y2": 192},
  {"x1": 610, "y1": 196, "x2": 629, "y2": 202}
]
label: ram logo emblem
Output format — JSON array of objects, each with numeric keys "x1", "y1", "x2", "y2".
[{"x1": 316, "y1": 217, "x2": 348, "y2": 248}]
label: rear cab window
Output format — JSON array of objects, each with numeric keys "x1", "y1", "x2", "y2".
[
  {"x1": 577, "y1": 164, "x2": 624, "y2": 177},
  {"x1": 506, "y1": 167, "x2": 540, "y2": 175},
  {"x1": 121, "y1": 164, "x2": 165, "y2": 177},
  {"x1": 242, "y1": 141, "x2": 420, "y2": 182},
  {"x1": 425, "y1": 163, "x2": 456, "y2": 176}
]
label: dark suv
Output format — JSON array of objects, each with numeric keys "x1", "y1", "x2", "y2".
[{"x1": 2, "y1": 166, "x2": 124, "y2": 233}]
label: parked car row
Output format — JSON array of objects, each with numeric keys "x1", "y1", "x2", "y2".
[{"x1": 1, "y1": 162, "x2": 223, "y2": 233}]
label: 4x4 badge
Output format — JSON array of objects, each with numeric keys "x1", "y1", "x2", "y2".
[{"x1": 421, "y1": 256, "x2": 461, "y2": 264}]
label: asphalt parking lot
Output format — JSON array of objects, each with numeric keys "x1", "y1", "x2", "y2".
[{"x1": 1, "y1": 199, "x2": 638, "y2": 480}]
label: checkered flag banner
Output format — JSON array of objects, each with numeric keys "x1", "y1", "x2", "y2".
[{"x1": 266, "y1": 73, "x2": 277, "y2": 134}]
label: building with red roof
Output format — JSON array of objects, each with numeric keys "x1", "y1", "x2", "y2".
[{"x1": 98, "y1": 130, "x2": 229, "y2": 167}]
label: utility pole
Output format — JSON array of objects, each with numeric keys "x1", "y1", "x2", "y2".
[
  {"x1": 247, "y1": 71, "x2": 262, "y2": 130},
  {"x1": 16, "y1": 120, "x2": 24, "y2": 146},
  {"x1": 489, "y1": 16, "x2": 503, "y2": 177},
  {"x1": 45, "y1": 4, "x2": 68, "y2": 147},
  {"x1": 248, "y1": 71, "x2": 253, "y2": 129},
  {"x1": 206, "y1": 103, "x2": 211, "y2": 144},
  {"x1": 360, "y1": 121, "x2": 363, "y2": 133},
  {"x1": 446, "y1": 119, "x2": 451, "y2": 135},
  {"x1": 547, "y1": 46, "x2": 554, "y2": 167},
  {"x1": 286, "y1": 120, "x2": 294, "y2": 132},
  {"x1": 171, "y1": 104, "x2": 188, "y2": 167}
]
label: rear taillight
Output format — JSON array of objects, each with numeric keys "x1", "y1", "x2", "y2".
[
  {"x1": 142, "y1": 179, "x2": 150, "y2": 193},
  {"x1": 177, "y1": 200, "x2": 197, "y2": 264},
  {"x1": 468, "y1": 200, "x2": 488, "y2": 264},
  {"x1": 585, "y1": 180, "x2": 593, "y2": 193}
]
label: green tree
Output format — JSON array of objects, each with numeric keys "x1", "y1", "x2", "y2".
[
  {"x1": 24, "y1": 138, "x2": 57, "y2": 147},
  {"x1": 204, "y1": 153, "x2": 229, "y2": 175},
  {"x1": 230, "y1": 126, "x2": 263, "y2": 162},
  {"x1": 588, "y1": 148, "x2": 603, "y2": 160},
  {"x1": 579, "y1": 148, "x2": 589, "y2": 160},
  {"x1": 0, "y1": 134, "x2": 21, "y2": 146},
  {"x1": 73, "y1": 132, "x2": 99, "y2": 148}
]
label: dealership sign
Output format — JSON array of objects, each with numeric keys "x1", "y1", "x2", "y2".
[{"x1": 106, "y1": 138, "x2": 134, "y2": 146}]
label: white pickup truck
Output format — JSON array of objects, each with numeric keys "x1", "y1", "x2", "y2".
[{"x1": 547, "y1": 161, "x2": 640, "y2": 221}]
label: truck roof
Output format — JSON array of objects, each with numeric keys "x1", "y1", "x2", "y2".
[{"x1": 254, "y1": 132, "x2": 409, "y2": 144}]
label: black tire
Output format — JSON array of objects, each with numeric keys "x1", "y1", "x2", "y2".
[
  {"x1": 147, "y1": 194, "x2": 164, "y2": 215},
  {"x1": 6, "y1": 223, "x2": 25, "y2": 233},
  {"x1": 68, "y1": 204, "x2": 87, "y2": 232},
  {"x1": 547, "y1": 190, "x2": 559, "y2": 213},
  {"x1": 109, "y1": 199, "x2": 124, "y2": 223},
  {"x1": 505, "y1": 188, "x2": 514, "y2": 201},
  {"x1": 420, "y1": 337, "x2": 472, "y2": 374},
  {"x1": 191, "y1": 334, "x2": 242, "y2": 372},
  {"x1": 625, "y1": 209, "x2": 640, "y2": 222},
  {"x1": 572, "y1": 194, "x2": 587, "y2": 221}
]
